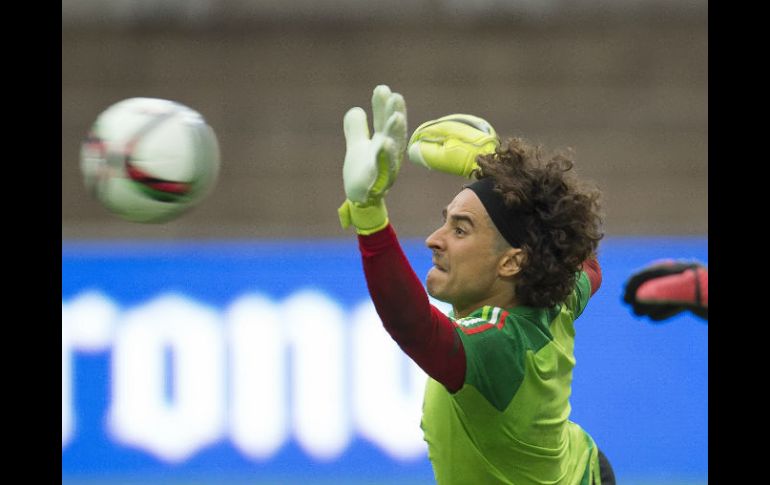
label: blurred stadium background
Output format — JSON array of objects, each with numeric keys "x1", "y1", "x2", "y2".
[{"x1": 62, "y1": 1, "x2": 708, "y2": 484}]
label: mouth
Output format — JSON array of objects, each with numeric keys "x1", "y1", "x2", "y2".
[{"x1": 432, "y1": 259, "x2": 447, "y2": 272}]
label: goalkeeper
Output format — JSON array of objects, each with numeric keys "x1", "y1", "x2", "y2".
[{"x1": 338, "y1": 85, "x2": 615, "y2": 484}]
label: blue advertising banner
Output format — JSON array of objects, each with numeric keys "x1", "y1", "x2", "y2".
[{"x1": 62, "y1": 236, "x2": 707, "y2": 484}]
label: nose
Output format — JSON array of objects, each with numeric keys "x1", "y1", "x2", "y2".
[{"x1": 425, "y1": 226, "x2": 445, "y2": 251}]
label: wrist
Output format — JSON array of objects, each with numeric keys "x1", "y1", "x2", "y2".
[{"x1": 338, "y1": 198, "x2": 389, "y2": 235}]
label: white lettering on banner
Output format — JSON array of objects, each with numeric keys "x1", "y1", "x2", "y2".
[
  {"x1": 350, "y1": 301, "x2": 428, "y2": 460},
  {"x1": 284, "y1": 291, "x2": 350, "y2": 461},
  {"x1": 66, "y1": 291, "x2": 119, "y2": 352},
  {"x1": 61, "y1": 291, "x2": 119, "y2": 446},
  {"x1": 61, "y1": 290, "x2": 429, "y2": 463},
  {"x1": 61, "y1": 305, "x2": 74, "y2": 447},
  {"x1": 106, "y1": 294, "x2": 226, "y2": 463},
  {"x1": 226, "y1": 294, "x2": 288, "y2": 460}
]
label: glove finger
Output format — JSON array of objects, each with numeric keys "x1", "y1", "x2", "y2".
[
  {"x1": 636, "y1": 273, "x2": 693, "y2": 305},
  {"x1": 647, "y1": 306, "x2": 686, "y2": 322},
  {"x1": 344, "y1": 107, "x2": 370, "y2": 149},
  {"x1": 408, "y1": 138, "x2": 483, "y2": 178},
  {"x1": 385, "y1": 131, "x2": 404, "y2": 184},
  {"x1": 383, "y1": 110, "x2": 407, "y2": 158},
  {"x1": 371, "y1": 85, "x2": 393, "y2": 134},
  {"x1": 647, "y1": 311, "x2": 683, "y2": 322},
  {"x1": 623, "y1": 261, "x2": 702, "y2": 305},
  {"x1": 408, "y1": 119, "x2": 435, "y2": 147},
  {"x1": 632, "y1": 302, "x2": 684, "y2": 321},
  {"x1": 629, "y1": 300, "x2": 656, "y2": 314},
  {"x1": 410, "y1": 115, "x2": 496, "y2": 145},
  {"x1": 383, "y1": 94, "x2": 407, "y2": 149},
  {"x1": 623, "y1": 267, "x2": 680, "y2": 303},
  {"x1": 371, "y1": 138, "x2": 396, "y2": 196},
  {"x1": 436, "y1": 114, "x2": 497, "y2": 137},
  {"x1": 627, "y1": 261, "x2": 698, "y2": 286},
  {"x1": 408, "y1": 137, "x2": 444, "y2": 169}
]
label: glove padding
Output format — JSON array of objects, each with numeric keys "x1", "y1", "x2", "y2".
[
  {"x1": 338, "y1": 85, "x2": 407, "y2": 235},
  {"x1": 623, "y1": 260, "x2": 708, "y2": 322},
  {"x1": 407, "y1": 114, "x2": 499, "y2": 179}
]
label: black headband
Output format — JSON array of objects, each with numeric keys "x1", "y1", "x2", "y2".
[{"x1": 466, "y1": 177, "x2": 529, "y2": 248}]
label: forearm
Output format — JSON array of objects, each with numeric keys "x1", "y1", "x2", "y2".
[{"x1": 358, "y1": 225, "x2": 465, "y2": 392}]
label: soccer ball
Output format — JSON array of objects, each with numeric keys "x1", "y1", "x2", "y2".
[{"x1": 80, "y1": 97, "x2": 220, "y2": 223}]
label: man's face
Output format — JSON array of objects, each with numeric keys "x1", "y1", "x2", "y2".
[{"x1": 425, "y1": 188, "x2": 510, "y2": 315}]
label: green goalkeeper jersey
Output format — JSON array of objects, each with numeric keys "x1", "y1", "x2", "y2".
[{"x1": 421, "y1": 271, "x2": 601, "y2": 485}]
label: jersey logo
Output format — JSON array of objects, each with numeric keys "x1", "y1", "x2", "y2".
[{"x1": 453, "y1": 306, "x2": 509, "y2": 335}]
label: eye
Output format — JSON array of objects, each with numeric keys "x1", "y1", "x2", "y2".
[{"x1": 454, "y1": 227, "x2": 466, "y2": 236}]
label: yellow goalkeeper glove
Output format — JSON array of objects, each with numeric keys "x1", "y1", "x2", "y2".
[
  {"x1": 338, "y1": 85, "x2": 407, "y2": 235},
  {"x1": 407, "y1": 114, "x2": 499, "y2": 179}
]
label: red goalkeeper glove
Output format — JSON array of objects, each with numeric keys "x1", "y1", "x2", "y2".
[{"x1": 623, "y1": 260, "x2": 708, "y2": 322}]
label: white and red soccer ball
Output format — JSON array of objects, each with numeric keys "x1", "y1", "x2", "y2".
[{"x1": 80, "y1": 97, "x2": 220, "y2": 223}]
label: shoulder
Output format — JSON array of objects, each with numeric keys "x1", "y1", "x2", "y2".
[
  {"x1": 564, "y1": 271, "x2": 592, "y2": 317},
  {"x1": 451, "y1": 306, "x2": 555, "y2": 412}
]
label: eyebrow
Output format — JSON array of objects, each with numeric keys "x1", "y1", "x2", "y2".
[{"x1": 442, "y1": 208, "x2": 475, "y2": 227}]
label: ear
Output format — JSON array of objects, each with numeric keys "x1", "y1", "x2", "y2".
[{"x1": 498, "y1": 248, "x2": 525, "y2": 278}]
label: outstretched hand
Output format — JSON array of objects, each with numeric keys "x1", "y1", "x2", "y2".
[
  {"x1": 623, "y1": 260, "x2": 708, "y2": 322},
  {"x1": 407, "y1": 114, "x2": 499, "y2": 179},
  {"x1": 338, "y1": 85, "x2": 407, "y2": 235},
  {"x1": 342, "y1": 85, "x2": 407, "y2": 205}
]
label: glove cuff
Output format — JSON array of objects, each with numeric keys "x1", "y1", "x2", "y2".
[{"x1": 338, "y1": 198, "x2": 389, "y2": 235}]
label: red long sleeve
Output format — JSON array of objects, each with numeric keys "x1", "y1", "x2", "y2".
[
  {"x1": 581, "y1": 257, "x2": 602, "y2": 296},
  {"x1": 357, "y1": 225, "x2": 466, "y2": 392}
]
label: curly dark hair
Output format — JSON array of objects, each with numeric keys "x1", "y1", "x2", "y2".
[{"x1": 473, "y1": 137, "x2": 604, "y2": 308}]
